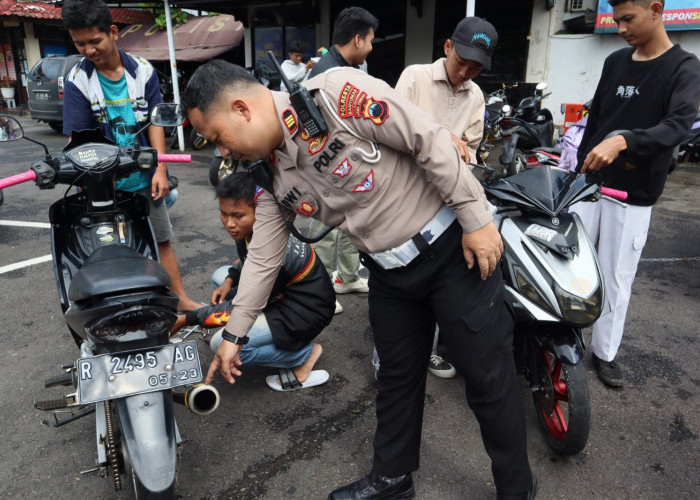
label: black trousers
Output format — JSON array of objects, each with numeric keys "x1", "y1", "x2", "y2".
[{"x1": 360, "y1": 222, "x2": 532, "y2": 495}]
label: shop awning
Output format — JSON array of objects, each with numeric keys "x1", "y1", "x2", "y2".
[
  {"x1": 117, "y1": 14, "x2": 244, "y2": 62},
  {"x1": 0, "y1": 0, "x2": 154, "y2": 23}
]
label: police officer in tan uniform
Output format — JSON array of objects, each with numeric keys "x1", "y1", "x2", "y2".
[{"x1": 184, "y1": 60, "x2": 536, "y2": 500}]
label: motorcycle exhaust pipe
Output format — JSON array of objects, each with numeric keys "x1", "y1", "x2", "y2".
[{"x1": 172, "y1": 384, "x2": 220, "y2": 416}]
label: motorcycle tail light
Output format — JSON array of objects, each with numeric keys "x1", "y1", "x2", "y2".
[
  {"x1": 554, "y1": 282, "x2": 602, "y2": 327},
  {"x1": 87, "y1": 306, "x2": 176, "y2": 343}
]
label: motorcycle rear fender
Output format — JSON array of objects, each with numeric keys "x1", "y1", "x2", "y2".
[
  {"x1": 499, "y1": 133, "x2": 519, "y2": 165},
  {"x1": 115, "y1": 391, "x2": 177, "y2": 493},
  {"x1": 528, "y1": 324, "x2": 585, "y2": 365}
]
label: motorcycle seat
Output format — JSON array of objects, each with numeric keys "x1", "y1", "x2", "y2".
[
  {"x1": 68, "y1": 244, "x2": 171, "y2": 302},
  {"x1": 534, "y1": 146, "x2": 562, "y2": 155}
]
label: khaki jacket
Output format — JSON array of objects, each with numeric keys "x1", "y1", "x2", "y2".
[
  {"x1": 224, "y1": 67, "x2": 491, "y2": 337},
  {"x1": 394, "y1": 58, "x2": 485, "y2": 162}
]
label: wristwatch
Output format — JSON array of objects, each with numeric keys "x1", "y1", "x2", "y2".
[{"x1": 221, "y1": 330, "x2": 249, "y2": 345}]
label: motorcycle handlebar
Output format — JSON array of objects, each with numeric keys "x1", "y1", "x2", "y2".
[
  {"x1": 0, "y1": 170, "x2": 36, "y2": 190},
  {"x1": 600, "y1": 186, "x2": 628, "y2": 201},
  {"x1": 159, "y1": 153, "x2": 191, "y2": 163}
]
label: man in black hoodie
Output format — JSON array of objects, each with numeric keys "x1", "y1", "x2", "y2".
[{"x1": 573, "y1": 0, "x2": 700, "y2": 387}]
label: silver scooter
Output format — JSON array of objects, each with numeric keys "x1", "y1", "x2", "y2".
[{"x1": 478, "y1": 164, "x2": 626, "y2": 455}]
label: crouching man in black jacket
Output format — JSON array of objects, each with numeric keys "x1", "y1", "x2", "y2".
[{"x1": 172, "y1": 172, "x2": 335, "y2": 391}]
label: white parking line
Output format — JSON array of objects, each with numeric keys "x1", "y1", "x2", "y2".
[
  {"x1": 0, "y1": 254, "x2": 53, "y2": 274},
  {"x1": 0, "y1": 220, "x2": 51, "y2": 229}
]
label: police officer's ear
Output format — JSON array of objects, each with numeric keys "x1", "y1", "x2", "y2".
[{"x1": 231, "y1": 98, "x2": 252, "y2": 121}]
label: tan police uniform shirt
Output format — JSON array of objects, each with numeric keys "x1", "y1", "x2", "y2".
[
  {"x1": 224, "y1": 67, "x2": 492, "y2": 338},
  {"x1": 394, "y1": 58, "x2": 485, "y2": 162}
]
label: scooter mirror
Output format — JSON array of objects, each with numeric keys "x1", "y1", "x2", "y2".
[
  {"x1": 0, "y1": 115, "x2": 23, "y2": 141},
  {"x1": 150, "y1": 103, "x2": 187, "y2": 128},
  {"x1": 536, "y1": 82, "x2": 548, "y2": 91}
]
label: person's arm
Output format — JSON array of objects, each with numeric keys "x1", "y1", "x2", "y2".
[
  {"x1": 143, "y1": 65, "x2": 169, "y2": 200},
  {"x1": 206, "y1": 192, "x2": 292, "y2": 384},
  {"x1": 62, "y1": 76, "x2": 96, "y2": 136},
  {"x1": 462, "y1": 93, "x2": 485, "y2": 163},
  {"x1": 618, "y1": 58, "x2": 700, "y2": 159}
]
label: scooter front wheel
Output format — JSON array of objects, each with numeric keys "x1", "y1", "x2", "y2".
[{"x1": 532, "y1": 347, "x2": 590, "y2": 455}]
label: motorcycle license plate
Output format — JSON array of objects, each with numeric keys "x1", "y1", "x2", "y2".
[{"x1": 77, "y1": 341, "x2": 203, "y2": 404}]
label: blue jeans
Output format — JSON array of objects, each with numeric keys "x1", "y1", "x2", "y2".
[{"x1": 209, "y1": 266, "x2": 313, "y2": 368}]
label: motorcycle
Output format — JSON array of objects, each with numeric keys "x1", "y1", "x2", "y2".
[
  {"x1": 477, "y1": 85, "x2": 514, "y2": 169},
  {"x1": 498, "y1": 82, "x2": 555, "y2": 176},
  {"x1": 474, "y1": 162, "x2": 627, "y2": 455},
  {"x1": 0, "y1": 106, "x2": 220, "y2": 498}
]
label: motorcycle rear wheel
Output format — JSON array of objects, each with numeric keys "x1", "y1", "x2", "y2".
[
  {"x1": 532, "y1": 347, "x2": 590, "y2": 455},
  {"x1": 506, "y1": 148, "x2": 526, "y2": 177}
]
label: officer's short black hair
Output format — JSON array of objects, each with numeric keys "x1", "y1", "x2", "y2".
[
  {"x1": 215, "y1": 172, "x2": 257, "y2": 208},
  {"x1": 182, "y1": 60, "x2": 259, "y2": 113},
  {"x1": 62, "y1": 0, "x2": 113, "y2": 34},
  {"x1": 332, "y1": 7, "x2": 379, "y2": 46}
]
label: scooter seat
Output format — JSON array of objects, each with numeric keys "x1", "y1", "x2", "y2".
[
  {"x1": 68, "y1": 244, "x2": 171, "y2": 302},
  {"x1": 534, "y1": 146, "x2": 563, "y2": 156}
]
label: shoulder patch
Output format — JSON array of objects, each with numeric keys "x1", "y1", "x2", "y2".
[
  {"x1": 337, "y1": 82, "x2": 389, "y2": 125},
  {"x1": 254, "y1": 185, "x2": 264, "y2": 205},
  {"x1": 282, "y1": 109, "x2": 298, "y2": 135}
]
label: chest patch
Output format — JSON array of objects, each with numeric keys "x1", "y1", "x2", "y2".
[
  {"x1": 353, "y1": 170, "x2": 375, "y2": 192},
  {"x1": 338, "y1": 82, "x2": 389, "y2": 125},
  {"x1": 282, "y1": 109, "x2": 298, "y2": 135},
  {"x1": 333, "y1": 158, "x2": 353, "y2": 178},
  {"x1": 313, "y1": 137, "x2": 346, "y2": 173},
  {"x1": 297, "y1": 201, "x2": 316, "y2": 216}
]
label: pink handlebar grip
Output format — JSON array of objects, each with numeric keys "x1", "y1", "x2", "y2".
[
  {"x1": 0, "y1": 170, "x2": 36, "y2": 190},
  {"x1": 158, "y1": 154, "x2": 191, "y2": 163},
  {"x1": 601, "y1": 186, "x2": 628, "y2": 201}
]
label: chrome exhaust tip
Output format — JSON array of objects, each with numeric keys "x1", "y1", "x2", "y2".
[{"x1": 172, "y1": 384, "x2": 220, "y2": 416}]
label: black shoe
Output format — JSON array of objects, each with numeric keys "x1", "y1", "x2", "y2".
[
  {"x1": 328, "y1": 472, "x2": 415, "y2": 499},
  {"x1": 593, "y1": 355, "x2": 625, "y2": 387},
  {"x1": 497, "y1": 473, "x2": 538, "y2": 500}
]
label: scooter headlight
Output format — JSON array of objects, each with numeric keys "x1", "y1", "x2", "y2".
[
  {"x1": 554, "y1": 283, "x2": 602, "y2": 327},
  {"x1": 87, "y1": 306, "x2": 176, "y2": 343},
  {"x1": 515, "y1": 268, "x2": 556, "y2": 316}
]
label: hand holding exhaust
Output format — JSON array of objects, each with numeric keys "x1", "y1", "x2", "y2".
[
  {"x1": 581, "y1": 134, "x2": 627, "y2": 173},
  {"x1": 206, "y1": 339, "x2": 243, "y2": 384},
  {"x1": 462, "y1": 222, "x2": 503, "y2": 280}
]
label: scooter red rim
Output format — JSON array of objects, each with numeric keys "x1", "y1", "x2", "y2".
[{"x1": 535, "y1": 349, "x2": 569, "y2": 442}]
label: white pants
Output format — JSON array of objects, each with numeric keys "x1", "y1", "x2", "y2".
[{"x1": 571, "y1": 199, "x2": 652, "y2": 361}]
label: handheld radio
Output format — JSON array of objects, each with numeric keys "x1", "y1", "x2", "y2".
[{"x1": 267, "y1": 50, "x2": 328, "y2": 137}]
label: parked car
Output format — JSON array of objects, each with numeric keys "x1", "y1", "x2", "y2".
[{"x1": 27, "y1": 54, "x2": 82, "y2": 133}]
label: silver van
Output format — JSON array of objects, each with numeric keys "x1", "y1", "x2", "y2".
[{"x1": 27, "y1": 55, "x2": 82, "y2": 133}]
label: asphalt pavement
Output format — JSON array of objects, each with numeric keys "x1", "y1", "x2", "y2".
[{"x1": 0, "y1": 115, "x2": 698, "y2": 499}]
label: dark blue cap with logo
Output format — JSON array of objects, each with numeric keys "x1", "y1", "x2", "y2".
[{"x1": 451, "y1": 17, "x2": 499, "y2": 70}]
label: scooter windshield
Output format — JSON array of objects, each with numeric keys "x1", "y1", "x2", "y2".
[{"x1": 485, "y1": 166, "x2": 598, "y2": 216}]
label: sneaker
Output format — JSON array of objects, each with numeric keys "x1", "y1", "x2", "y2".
[
  {"x1": 334, "y1": 300, "x2": 344, "y2": 315},
  {"x1": 334, "y1": 276, "x2": 369, "y2": 294},
  {"x1": 428, "y1": 354, "x2": 456, "y2": 378},
  {"x1": 593, "y1": 355, "x2": 624, "y2": 387}
]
